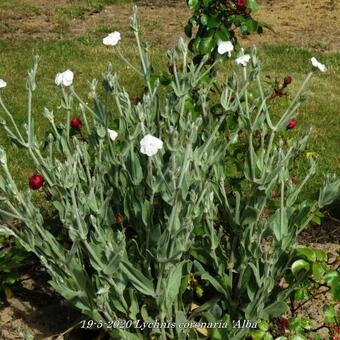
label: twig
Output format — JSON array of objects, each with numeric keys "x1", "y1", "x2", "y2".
[{"x1": 292, "y1": 287, "x2": 330, "y2": 313}]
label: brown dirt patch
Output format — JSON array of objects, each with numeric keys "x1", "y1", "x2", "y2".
[
  {"x1": 0, "y1": 266, "x2": 83, "y2": 340},
  {"x1": 0, "y1": 0, "x2": 339, "y2": 51}
]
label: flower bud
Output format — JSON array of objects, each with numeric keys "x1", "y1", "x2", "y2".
[
  {"x1": 284, "y1": 76, "x2": 292, "y2": 85},
  {"x1": 236, "y1": 0, "x2": 247, "y2": 7},
  {"x1": 70, "y1": 117, "x2": 82, "y2": 130},
  {"x1": 287, "y1": 118, "x2": 297, "y2": 130},
  {"x1": 290, "y1": 177, "x2": 298, "y2": 185},
  {"x1": 28, "y1": 174, "x2": 44, "y2": 190},
  {"x1": 132, "y1": 96, "x2": 142, "y2": 105},
  {"x1": 115, "y1": 213, "x2": 124, "y2": 224}
]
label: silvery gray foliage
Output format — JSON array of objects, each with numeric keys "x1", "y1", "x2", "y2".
[{"x1": 0, "y1": 6, "x2": 338, "y2": 340}]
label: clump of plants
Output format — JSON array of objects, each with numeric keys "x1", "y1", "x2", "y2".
[
  {"x1": 185, "y1": 0, "x2": 269, "y2": 63},
  {"x1": 0, "y1": 5, "x2": 339, "y2": 340}
]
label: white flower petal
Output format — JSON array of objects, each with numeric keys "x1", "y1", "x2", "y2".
[
  {"x1": 217, "y1": 41, "x2": 234, "y2": 55},
  {"x1": 235, "y1": 54, "x2": 251, "y2": 67},
  {"x1": 55, "y1": 73, "x2": 63, "y2": 86},
  {"x1": 0, "y1": 79, "x2": 7, "y2": 89},
  {"x1": 62, "y1": 69, "x2": 74, "y2": 86},
  {"x1": 103, "y1": 31, "x2": 121, "y2": 46},
  {"x1": 140, "y1": 134, "x2": 163, "y2": 157},
  {"x1": 311, "y1": 57, "x2": 326, "y2": 72},
  {"x1": 108, "y1": 129, "x2": 118, "y2": 141}
]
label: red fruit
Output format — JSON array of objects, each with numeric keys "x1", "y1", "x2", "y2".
[
  {"x1": 115, "y1": 213, "x2": 124, "y2": 224},
  {"x1": 284, "y1": 76, "x2": 292, "y2": 85},
  {"x1": 287, "y1": 118, "x2": 297, "y2": 130},
  {"x1": 237, "y1": 0, "x2": 247, "y2": 7},
  {"x1": 28, "y1": 174, "x2": 44, "y2": 190},
  {"x1": 70, "y1": 117, "x2": 82, "y2": 130}
]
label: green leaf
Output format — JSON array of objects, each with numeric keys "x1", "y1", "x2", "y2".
[
  {"x1": 203, "y1": 0, "x2": 213, "y2": 6},
  {"x1": 120, "y1": 260, "x2": 155, "y2": 297},
  {"x1": 271, "y1": 209, "x2": 288, "y2": 241},
  {"x1": 247, "y1": 0, "x2": 260, "y2": 13},
  {"x1": 128, "y1": 288, "x2": 139, "y2": 319},
  {"x1": 245, "y1": 19, "x2": 258, "y2": 33},
  {"x1": 318, "y1": 178, "x2": 340, "y2": 208},
  {"x1": 240, "y1": 207, "x2": 258, "y2": 226},
  {"x1": 291, "y1": 259, "x2": 310, "y2": 276},
  {"x1": 129, "y1": 150, "x2": 143, "y2": 185},
  {"x1": 164, "y1": 262, "x2": 185, "y2": 311},
  {"x1": 199, "y1": 35, "x2": 216, "y2": 54},
  {"x1": 312, "y1": 262, "x2": 327, "y2": 281},
  {"x1": 188, "y1": 0, "x2": 199, "y2": 11},
  {"x1": 291, "y1": 336, "x2": 306, "y2": 340},
  {"x1": 323, "y1": 305, "x2": 336, "y2": 323},
  {"x1": 141, "y1": 200, "x2": 152, "y2": 227},
  {"x1": 193, "y1": 261, "x2": 230, "y2": 299},
  {"x1": 260, "y1": 301, "x2": 289, "y2": 319},
  {"x1": 200, "y1": 14, "x2": 219, "y2": 29},
  {"x1": 295, "y1": 247, "x2": 326, "y2": 262},
  {"x1": 293, "y1": 286, "x2": 309, "y2": 301},
  {"x1": 250, "y1": 329, "x2": 266, "y2": 340}
]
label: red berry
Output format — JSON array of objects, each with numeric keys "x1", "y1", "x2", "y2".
[
  {"x1": 284, "y1": 76, "x2": 292, "y2": 85},
  {"x1": 237, "y1": 0, "x2": 247, "y2": 7},
  {"x1": 70, "y1": 117, "x2": 82, "y2": 130},
  {"x1": 28, "y1": 174, "x2": 44, "y2": 190},
  {"x1": 287, "y1": 118, "x2": 297, "y2": 130},
  {"x1": 115, "y1": 213, "x2": 124, "y2": 224}
]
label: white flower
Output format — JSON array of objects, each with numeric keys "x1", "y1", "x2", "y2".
[
  {"x1": 311, "y1": 57, "x2": 326, "y2": 72},
  {"x1": 140, "y1": 134, "x2": 163, "y2": 157},
  {"x1": 103, "y1": 32, "x2": 121, "y2": 46},
  {"x1": 217, "y1": 41, "x2": 234, "y2": 57},
  {"x1": 108, "y1": 129, "x2": 118, "y2": 141},
  {"x1": 0, "y1": 79, "x2": 7, "y2": 89},
  {"x1": 55, "y1": 69, "x2": 74, "y2": 87},
  {"x1": 235, "y1": 54, "x2": 251, "y2": 67}
]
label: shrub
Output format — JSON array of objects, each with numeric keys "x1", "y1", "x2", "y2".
[
  {"x1": 0, "y1": 6, "x2": 338, "y2": 340},
  {"x1": 185, "y1": 0, "x2": 269, "y2": 63}
]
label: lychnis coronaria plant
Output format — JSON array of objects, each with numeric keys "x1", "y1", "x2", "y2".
[{"x1": 0, "y1": 5, "x2": 339, "y2": 340}]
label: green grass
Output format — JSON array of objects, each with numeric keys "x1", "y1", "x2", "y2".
[
  {"x1": 57, "y1": 0, "x2": 132, "y2": 20},
  {"x1": 0, "y1": 38, "x2": 339, "y2": 205}
]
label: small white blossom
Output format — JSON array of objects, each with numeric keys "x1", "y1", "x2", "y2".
[
  {"x1": 0, "y1": 79, "x2": 7, "y2": 89},
  {"x1": 217, "y1": 41, "x2": 234, "y2": 57},
  {"x1": 55, "y1": 69, "x2": 74, "y2": 87},
  {"x1": 311, "y1": 57, "x2": 326, "y2": 72},
  {"x1": 140, "y1": 134, "x2": 163, "y2": 157},
  {"x1": 103, "y1": 32, "x2": 121, "y2": 46},
  {"x1": 108, "y1": 129, "x2": 118, "y2": 141},
  {"x1": 235, "y1": 54, "x2": 251, "y2": 67}
]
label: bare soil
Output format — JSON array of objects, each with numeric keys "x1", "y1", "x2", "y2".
[{"x1": 0, "y1": 0, "x2": 339, "y2": 50}]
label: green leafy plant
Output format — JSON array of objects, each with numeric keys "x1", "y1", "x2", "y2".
[
  {"x1": 185, "y1": 0, "x2": 269, "y2": 63},
  {"x1": 0, "y1": 6, "x2": 338, "y2": 340},
  {"x1": 0, "y1": 235, "x2": 27, "y2": 301}
]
